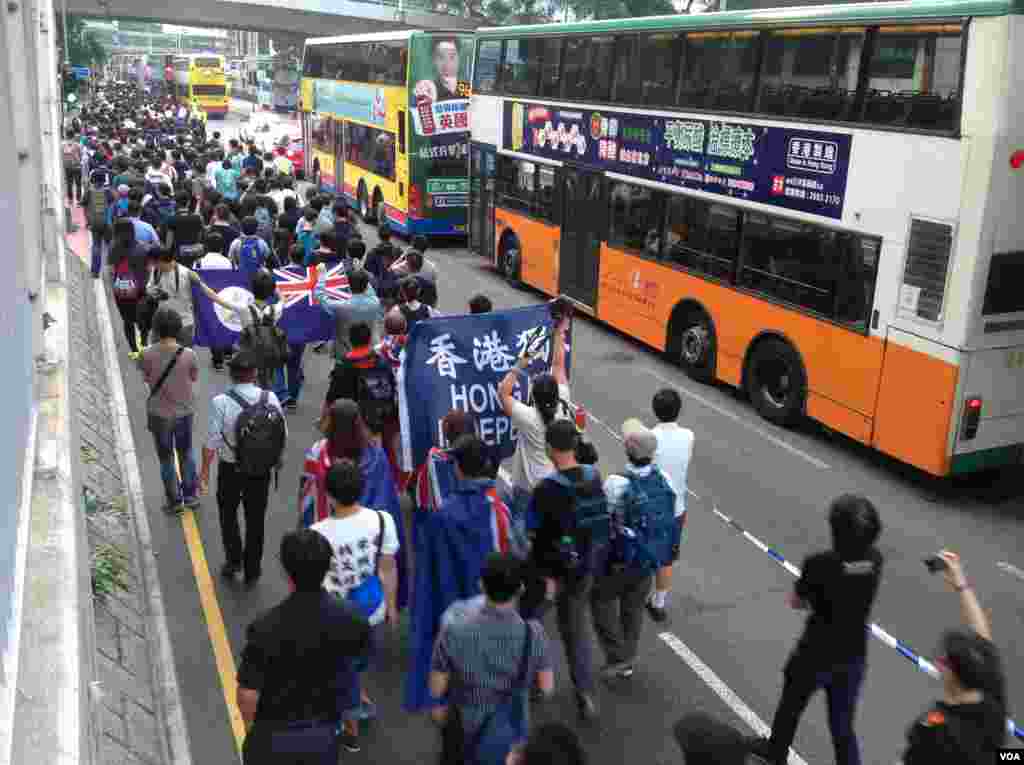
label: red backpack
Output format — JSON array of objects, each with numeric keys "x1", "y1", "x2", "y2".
[{"x1": 112, "y1": 258, "x2": 142, "y2": 302}]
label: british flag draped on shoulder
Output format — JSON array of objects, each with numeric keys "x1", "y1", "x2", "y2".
[{"x1": 191, "y1": 264, "x2": 351, "y2": 348}]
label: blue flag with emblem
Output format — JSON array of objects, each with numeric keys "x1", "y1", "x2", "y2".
[
  {"x1": 190, "y1": 264, "x2": 351, "y2": 348},
  {"x1": 398, "y1": 304, "x2": 572, "y2": 472}
]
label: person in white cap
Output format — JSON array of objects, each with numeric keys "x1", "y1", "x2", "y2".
[{"x1": 590, "y1": 418, "x2": 677, "y2": 680}]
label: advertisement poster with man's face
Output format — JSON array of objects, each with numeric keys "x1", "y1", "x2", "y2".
[{"x1": 408, "y1": 35, "x2": 474, "y2": 211}]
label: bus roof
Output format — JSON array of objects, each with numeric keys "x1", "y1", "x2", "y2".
[
  {"x1": 305, "y1": 30, "x2": 470, "y2": 46},
  {"x1": 475, "y1": 0, "x2": 1023, "y2": 36}
]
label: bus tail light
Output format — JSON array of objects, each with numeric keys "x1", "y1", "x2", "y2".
[
  {"x1": 409, "y1": 184, "x2": 422, "y2": 217},
  {"x1": 960, "y1": 396, "x2": 983, "y2": 440},
  {"x1": 1011, "y1": 150, "x2": 1024, "y2": 170}
]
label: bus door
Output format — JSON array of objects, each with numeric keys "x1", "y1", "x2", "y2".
[
  {"x1": 334, "y1": 119, "x2": 346, "y2": 199},
  {"x1": 559, "y1": 166, "x2": 603, "y2": 308},
  {"x1": 470, "y1": 144, "x2": 496, "y2": 261},
  {"x1": 301, "y1": 112, "x2": 312, "y2": 179}
]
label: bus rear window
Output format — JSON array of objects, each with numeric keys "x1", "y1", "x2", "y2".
[
  {"x1": 194, "y1": 58, "x2": 222, "y2": 69},
  {"x1": 982, "y1": 251, "x2": 1024, "y2": 315},
  {"x1": 192, "y1": 84, "x2": 226, "y2": 97}
]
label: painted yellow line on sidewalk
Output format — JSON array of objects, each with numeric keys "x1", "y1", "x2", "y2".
[{"x1": 175, "y1": 456, "x2": 247, "y2": 754}]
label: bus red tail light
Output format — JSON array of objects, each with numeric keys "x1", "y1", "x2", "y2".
[
  {"x1": 961, "y1": 396, "x2": 983, "y2": 440},
  {"x1": 408, "y1": 184, "x2": 422, "y2": 217}
]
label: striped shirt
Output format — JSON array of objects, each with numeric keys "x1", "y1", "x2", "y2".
[{"x1": 431, "y1": 603, "x2": 551, "y2": 737}]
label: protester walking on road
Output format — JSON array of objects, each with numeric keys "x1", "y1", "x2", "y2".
[
  {"x1": 648, "y1": 388, "x2": 694, "y2": 623},
  {"x1": 430, "y1": 553, "x2": 554, "y2": 764},
  {"x1": 310, "y1": 458, "x2": 401, "y2": 753},
  {"x1": 522, "y1": 419, "x2": 608, "y2": 722},
  {"x1": 314, "y1": 266, "x2": 382, "y2": 361},
  {"x1": 146, "y1": 249, "x2": 198, "y2": 346},
  {"x1": 108, "y1": 219, "x2": 149, "y2": 354},
  {"x1": 407, "y1": 435, "x2": 519, "y2": 711},
  {"x1": 237, "y1": 529, "x2": 371, "y2": 765},
  {"x1": 900, "y1": 552, "x2": 1007, "y2": 764},
  {"x1": 138, "y1": 307, "x2": 200, "y2": 514},
  {"x1": 749, "y1": 495, "x2": 883, "y2": 765},
  {"x1": 200, "y1": 350, "x2": 288, "y2": 586},
  {"x1": 592, "y1": 418, "x2": 677, "y2": 680}
]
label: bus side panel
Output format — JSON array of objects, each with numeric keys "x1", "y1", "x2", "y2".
[
  {"x1": 872, "y1": 329, "x2": 959, "y2": 476},
  {"x1": 951, "y1": 346, "x2": 1024, "y2": 473},
  {"x1": 599, "y1": 246, "x2": 885, "y2": 427},
  {"x1": 494, "y1": 209, "x2": 558, "y2": 296}
]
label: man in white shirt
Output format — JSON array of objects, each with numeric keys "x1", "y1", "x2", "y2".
[
  {"x1": 145, "y1": 158, "x2": 172, "y2": 191},
  {"x1": 649, "y1": 388, "x2": 695, "y2": 623}
]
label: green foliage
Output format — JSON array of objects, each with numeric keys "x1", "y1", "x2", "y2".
[
  {"x1": 568, "y1": 0, "x2": 675, "y2": 20},
  {"x1": 91, "y1": 543, "x2": 129, "y2": 600},
  {"x1": 63, "y1": 15, "x2": 109, "y2": 68}
]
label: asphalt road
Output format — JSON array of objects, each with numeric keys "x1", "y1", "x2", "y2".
[{"x1": 119, "y1": 103, "x2": 1024, "y2": 765}]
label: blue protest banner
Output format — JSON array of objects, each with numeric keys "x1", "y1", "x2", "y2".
[
  {"x1": 398, "y1": 304, "x2": 572, "y2": 471},
  {"x1": 190, "y1": 264, "x2": 350, "y2": 348}
]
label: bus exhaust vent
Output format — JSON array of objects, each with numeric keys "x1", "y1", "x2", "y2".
[{"x1": 900, "y1": 218, "x2": 954, "y2": 322}]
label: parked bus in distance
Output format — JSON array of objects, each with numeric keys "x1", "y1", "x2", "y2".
[
  {"x1": 173, "y1": 54, "x2": 228, "y2": 118},
  {"x1": 469, "y1": 0, "x2": 1024, "y2": 477},
  {"x1": 301, "y1": 31, "x2": 474, "y2": 236}
]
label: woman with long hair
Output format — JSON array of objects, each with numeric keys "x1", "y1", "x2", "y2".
[{"x1": 107, "y1": 218, "x2": 150, "y2": 354}]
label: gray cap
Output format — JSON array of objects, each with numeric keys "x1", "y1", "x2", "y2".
[{"x1": 622, "y1": 418, "x2": 657, "y2": 461}]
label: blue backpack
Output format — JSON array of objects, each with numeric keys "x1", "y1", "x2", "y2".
[
  {"x1": 237, "y1": 236, "x2": 264, "y2": 274},
  {"x1": 609, "y1": 470, "x2": 678, "y2": 575},
  {"x1": 546, "y1": 465, "x2": 611, "y2": 577}
]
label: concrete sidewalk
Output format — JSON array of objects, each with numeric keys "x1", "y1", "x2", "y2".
[{"x1": 65, "y1": 211, "x2": 191, "y2": 765}]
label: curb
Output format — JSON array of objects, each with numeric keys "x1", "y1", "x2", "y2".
[{"x1": 92, "y1": 277, "x2": 194, "y2": 765}]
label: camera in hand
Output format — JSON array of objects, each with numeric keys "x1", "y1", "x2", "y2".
[{"x1": 923, "y1": 554, "x2": 948, "y2": 574}]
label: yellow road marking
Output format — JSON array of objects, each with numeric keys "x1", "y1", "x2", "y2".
[{"x1": 175, "y1": 455, "x2": 247, "y2": 753}]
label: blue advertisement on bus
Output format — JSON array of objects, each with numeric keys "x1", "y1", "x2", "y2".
[{"x1": 503, "y1": 101, "x2": 853, "y2": 220}]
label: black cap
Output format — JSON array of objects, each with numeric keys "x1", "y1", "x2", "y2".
[{"x1": 228, "y1": 349, "x2": 259, "y2": 372}]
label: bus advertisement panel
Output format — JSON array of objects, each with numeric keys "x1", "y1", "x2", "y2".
[{"x1": 407, "y1": 35, "x2": 473, "y2": 235}]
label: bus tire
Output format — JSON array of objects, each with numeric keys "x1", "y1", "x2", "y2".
[
  {"x1": 358, "y1": 183, "x2": 370, "y2": 221},
  {"x1": 745, "y1": 338, "x2": 806, "y2": 427},
  {"x1": 674, "y1": 308, "x2": 716, "y2": 383},
  {"x1": 498, "y1": 233, "x2": 521, "y2": 287},
  {"x1": 371, "y1": 189, "x2": 383, "y2": 224}
]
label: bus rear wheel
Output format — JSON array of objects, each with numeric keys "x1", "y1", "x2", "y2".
[
  {"x1": 746, "y1": 338, "x2": 806, "y2": 426},
  {"x1": 498, "y1": 234, "x2": 521, "y2": 287}
]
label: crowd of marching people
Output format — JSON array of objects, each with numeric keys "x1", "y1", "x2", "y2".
[{"x1": 64, "y1": 82, "x2": 1010, "y2": 765}]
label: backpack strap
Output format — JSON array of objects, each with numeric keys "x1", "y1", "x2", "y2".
[
  {"x1": 221, "y1": 389, "x2": 252, "y2": 454},
  {"x1": 148, "y1": 347, "x2": 185, "y2": 400},
  {"x1": 372, "y1": 510, "x2": 384, "y2": 575}
]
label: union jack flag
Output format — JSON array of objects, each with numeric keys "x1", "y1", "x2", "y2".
[{"x1": 274, "y1": 264, "x2": 351, "y2": 309}]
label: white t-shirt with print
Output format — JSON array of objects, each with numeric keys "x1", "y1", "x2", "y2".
[
  {"x1": 508, "y1": 382, "x2": 571, "y2": 492},
  {"x1": 312, "y1": 507, "x2": 400, "y2": 625}
]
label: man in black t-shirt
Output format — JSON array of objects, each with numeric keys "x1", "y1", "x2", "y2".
[
  {"x1": 901, "y1": 552, "x2": 1006, "y2": 765},
  {"x1": 749, "y1": 494, "x2": 883, "y2": 765},
  {"x1": 523, "y1": 419, "x2": 604, "y2": 723},
  {"x1": 237, "y1": 530, "x2": 370, "y2": 764},
  {"x1": 166, "y1": 191, "x2": 205, "y2": 267}
]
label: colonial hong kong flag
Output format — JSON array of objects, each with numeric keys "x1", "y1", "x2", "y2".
[{"x1": 191, "y1": 264, "x2": 351, "y2": 348}]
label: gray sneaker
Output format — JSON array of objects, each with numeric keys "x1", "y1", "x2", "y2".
[
  {"x1": 601, "y1": 661, "x2": 635, "y2": 679},
  {"x1": 576, "y1": 691, "x2": 599, "y2": 723}
]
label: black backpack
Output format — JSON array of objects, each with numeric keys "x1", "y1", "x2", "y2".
[
  {"x1": 355, "y1": 356, "x2": 398, "y2": 433},
  {"x1": 223, "y1": 390, "x2": 286, "y2": 478},
  {"x1": 239, "y1": 305, "x2": 289, "y2": 371}
]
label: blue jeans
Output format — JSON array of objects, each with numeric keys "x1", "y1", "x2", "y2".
[
  {"x1": 768, "y1": 655, "x2": 865, "y2": 765},
  {"x1": 91, "y1": 233, "x2": 106, "y2": 277},
  {"x1": 148, "y1": 413, "x2": 198, "y2": 505},
  {"x1": 273, "y1": 343, "x2": 305, "y2": 403}
]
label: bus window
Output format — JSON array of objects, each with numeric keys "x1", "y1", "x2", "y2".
[
  {"x1": 496, "y1": 155, "x2": 534, "y2": 216},
  {"x1": 863, "y1": 24, "x2": 963, "y2": 130},
  {"x1": 303, "y1": 49, "x2": 323, "y2": 79},
  {"x1": 613, "y1": 33, "x2": 679, "y2": 107},
  {"x1": 539, "y1": 38, "x2": 563, "y2": 99},
  {"x1": 663, "y1": 196, "x2": 738, "y2": 281},
  {"x1": 608, "y1": 182, "x2": 665, "y2": 258},
  {"x1": 503, "y1": 38, "x2": 543, "y2": 96},
  {"x1": 474, "y1": 40, "x2": 502, "y2": 94},
  {"x1": 827, "y1": 232, "x2": 878, "y2": 329},
  {"x1": 536, "y1": 165, "x2": 557, "y2": 224},
  {"x1": 679, "y1": 31, "x2": 759, "y2": 112},
  {"x1": 562, "y1": 36, "x2": 615, "y2": 102},
  {"x1": 758, "y1": 27, "x2": 864, "y2": 121}
]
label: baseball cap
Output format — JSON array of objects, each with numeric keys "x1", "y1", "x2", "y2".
[
  {"x1": 622, "y1": 418, "x2": 657, "y2": 461},
  {"x1": 117, "y1": 184, "x2": 130, "y2": 195}
]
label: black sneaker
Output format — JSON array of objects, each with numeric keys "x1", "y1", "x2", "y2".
[
  {"x1": 312, "y1": 342, "x2": 328, "y2": 354},
  {"x1": 746, "y1": 737, "x2": 783, "y2": 764},
  {"x1": 339, "y1": 730, "x2": 360, "y2": 753},
  {"x1": 284, "y1": 399, "x2": 298, "y2": 411},
  {"x1": 600, "y1": 661, "x2": 635, "y2": 680},
  {"x1": 220, "y1": 562, "x2": 240, "y2": 580},
  {"x1": 212, "y1": 363, "x2": 224, "y2": 372},
  {"x1": 646, "y1": 600, "x2": 669, "y2": 623}
]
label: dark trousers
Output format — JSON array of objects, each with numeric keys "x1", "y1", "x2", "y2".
[
  {"x1": 522, "y1": 574, "x2": 595, "y2": 694},
  {"x1": 590, "y1": 569, "x2": 654, "y2": 665},
  {"x1": 216, "y1": 460, "x2": 271, "y2": 578},
  {"x1": 767, "y1": 655, "x2": 865, "y2": 765},
  {"x1": 210, "y1": 347, "x2": 231, "y2": 367},
  {"x1": 115, "y1": 299, "x2": 139, "y2": 353},
  {"x1": 243, "y1": 722, "x2": 339, "y2": 765},
  {"x1": 65, "y1": 167, "x2": 81, "y2": 202}
]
